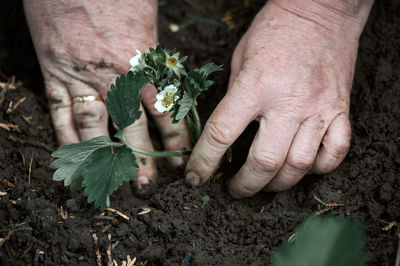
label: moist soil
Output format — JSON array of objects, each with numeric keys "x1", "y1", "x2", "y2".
[{"x1": 0, "y1": 1, "x2": 399, "y2": 265}]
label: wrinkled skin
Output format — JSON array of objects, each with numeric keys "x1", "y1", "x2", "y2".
[
  {"x1": 185, "y1": 0, "x2": 374, "y2": 198},
  {"x1": 24, "y1": 0, "x2": 191, "y2": 188}
]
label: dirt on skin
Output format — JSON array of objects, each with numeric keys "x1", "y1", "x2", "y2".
[{"x1": 0, "y1": 1, "x2": 399, "y2": 265}]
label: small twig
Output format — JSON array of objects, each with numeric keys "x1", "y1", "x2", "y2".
[
  {"x1": 315, "y1": 207, "x2": 331, "y2": 216},
  {"x1": 8, "y1": 135, "x2": 52, "y2": 152},
  {"x1": 12, "y1": 96, "x2": 26, "y2": 112},
  {"x1": 382, "y1": 221, "x2": 398, "y2": 231},
  {"x1": 2, "y1": 179, "x2": 14, "y2": 188},
  {"x1": 18, "y1": 149, "x2": 26, "y2": 165},
  {"x1": 0, "y1": 227, "x2": 31, "y2": 247},
  {"x1": 138, "y1": 207, "x2": 151, "y2": 216},
  {"x1": 0, "y1": 123, "x2": 22, "y2": 133},
  {"x1": 287, "y1": 233, "x2": 296, "y2": 243},
  {"x1": 95, "y1": 214, "x2": 118, "y2": 223},
  {"x1": 6, "y1": 101, "x2": 13, "y2": 113},
  {"x1": 58, "y1": 206, "x2": 68, "y2": 220},
  {"x1": 28, "y1": 149, "x2": 34, "y2": 184},
  {"x1": 102, "y1": 224, "x2": 113, "y2": 233},
  {"x1": 325, "y1": 203, "x2": 345, "y2": 207},
  {"x1": 106, "y1": 208, "x2": 130, "y2": 221},
  {"x1": 22, "y1": 115, "x2": 33, "y2": 125},
  {"x1": 91, "y1": 231, "x2": 102, "y2": 266},
  {"x1": 107, "y1": 234, "x2": 113, "y2": 266}
]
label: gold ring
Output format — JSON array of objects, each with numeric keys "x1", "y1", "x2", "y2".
[{"x1": 72, "y1": 95, "x2": 103, "y2": 103}]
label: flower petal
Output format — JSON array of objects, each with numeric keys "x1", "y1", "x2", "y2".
[
  {"x1": 156, "y1": 91, "x2": 165, "y2": 100},
  {"x1": 154, "y1": 100, "x2": 166, "y2": 113}
]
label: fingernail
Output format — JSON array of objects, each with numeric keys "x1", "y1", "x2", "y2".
[
  {"x1": 228, "y1": 188, "x2": 241, "y2": 199},
  {"x1": 186, "y1": 171, "x2": 200, "y2": 186},
  {"x1": 136, "y1": 176, "x2": 149, "y2": 190}
]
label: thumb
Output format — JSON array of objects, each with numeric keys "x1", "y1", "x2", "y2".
[{"x1": 185, "y1": 91, "x2": 257, "y2": 185}]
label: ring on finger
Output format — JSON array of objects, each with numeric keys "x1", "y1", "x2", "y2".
[{"x1": 72, "y1": 95, "x2": 103, "y2": 104}]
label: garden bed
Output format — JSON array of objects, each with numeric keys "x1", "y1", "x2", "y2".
[{"x1": 0, "y1": 1, "x2": 399, "y2": 265}]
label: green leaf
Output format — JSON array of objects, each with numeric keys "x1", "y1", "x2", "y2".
[
  {"x1": 272, "y1": 215, "x2": 367, "y2": 266},
  {"x1": 82, "y1": 145, "x2": 138, "y2": 210},
  {"x1": 171, "y1": 63, "x2": 221, "y2": 123},
  {"x1": 106, "y1": 71, "x2": 149, "y2": 137},
  {"x1": 199, "y1": 63, "x2": 223, "y2": 77},
  {"x1": 172, "y1": 91, "x2": 194, "y2": 122},
  {"x1": 50, "y1": 136, "x2": 120, "y2": 191},
  {"x1": 185, "y1": 63, "x2": 222, "y2": 96}
]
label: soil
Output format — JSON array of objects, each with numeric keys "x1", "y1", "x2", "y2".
[{"x1": 0, "y1": 1, "x2": 399, "y2": 265}]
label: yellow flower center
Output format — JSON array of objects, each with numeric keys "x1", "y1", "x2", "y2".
[
  {"x1": 161, "y1": 92, "x2": 175, "y2": 107},
  {"x1": 167, "y1": 57, "x2": 177, "y2": 67}
]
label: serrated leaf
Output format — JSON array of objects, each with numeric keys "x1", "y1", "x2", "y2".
[
  {"x1": 199, "y1": 62, "x2": 223, "y2": 76},
  {"x1": 82, "y1": 145, "x2": 138, "y2": 210},
  {"x1": 106, "y1": 71, "x2": 149, "y2": 136},
  {"x1": 272, "y1": 215, "x2": 367, "y2": 266},
  {"x1": 50, "y1": 136, "x2": 120, "y2": 191},
  {"x1": 185, "y1": 63, "x2": 222, "y2": 96},
  {"x1": 172, "y1": 91, "x2": 194, "y2": 122}
]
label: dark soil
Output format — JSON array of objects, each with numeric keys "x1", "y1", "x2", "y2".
[{"x1": 1, "y1": 1, "x2": 399, "y2": 265}]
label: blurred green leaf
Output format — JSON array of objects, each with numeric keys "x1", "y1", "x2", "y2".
[
  {"x1": 272, "y1": 215, "x2": 367, "y2": 266},
  {"x1": 179, "y1": 15, "x2": 225, "y2": 31}
]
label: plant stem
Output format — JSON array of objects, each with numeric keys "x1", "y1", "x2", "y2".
[
  {"x1": 191, "y1": 105, "x2": 201, "y2": 143},
  {"x1": 121, "y1": 133, "x2": 191, "y2": 158}
]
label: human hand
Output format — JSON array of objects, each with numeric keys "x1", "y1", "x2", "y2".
[
  {"x1": 24, "y1": 0, "x2": 191, "y2": 187},
  {"x1": 185, "y1": 0, "x2": 373, "y2": 197}
]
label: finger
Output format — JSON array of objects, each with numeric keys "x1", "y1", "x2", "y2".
[
  {"x1": 228, "y1": 32, "x2": 249, "y2": 89},
  {"x1": 45, "y1": 79, "x2": 79, "y2": 145},
  {"x1": 185, "y1": 91, "x2": 258, "y2": 186},
  {"x1": 141, "y1": 84, "x2": 191, "y2": 167},
  {"x1": 228, "y1": 116, "x2": 299, "y2": 198},
  {"x1": 311, "y1": 113, "x2": 351, "y2": 174},
  {"x1": 69, "y1": 82, "x2": 109, "y2": 141},
  {"x1": 264, "y1": 114, "x2": 326, "y2": 192},
  {"x1": 124, "y1": 103, "x2": 157, "y2": 186}
]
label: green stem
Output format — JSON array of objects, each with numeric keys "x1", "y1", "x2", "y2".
[
  {"x1": 121, "y1": 133, "x2": 191, "y2": 158},
  {"x1": 191, "y1": 105, "x2": 202, "y2": 143}
]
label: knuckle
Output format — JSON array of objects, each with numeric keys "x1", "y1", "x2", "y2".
[
  {"x1": 330, "y1": 138, "x2": 350, "y2": 155},
  {"x1": 73, "y1": 102, "x2": 107, "y2": 129},
  {"x1": 46, "y1": 87, "x2": 70, "y2": 108},
  {"x1": 206, "y1": 121, "x2": 232, "y2": 147},
  {"x1": 286, "y1": 153, "x2": 314, "y2": 171},
  {"x1": 250, "y1": 152, "x2": 283, "y2": 173}
]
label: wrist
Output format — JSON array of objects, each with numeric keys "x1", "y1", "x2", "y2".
[{"x1": 270, "y1": 0, "x2": 374, "y2": 40}]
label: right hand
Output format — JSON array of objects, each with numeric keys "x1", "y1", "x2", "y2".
[{"x1": 24, "y1": 0, "x2": 191, "y2": 188}]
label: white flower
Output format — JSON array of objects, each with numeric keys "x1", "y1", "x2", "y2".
[
  {"x1": 165, "y1": 52, "x2": 185, "y2": 77},
  {"x1": 154, "y1": 85, "x2": 179, "y2": 113},
  {"x1": 129, "y1": 49, "x2": 142, "y2": 72}
]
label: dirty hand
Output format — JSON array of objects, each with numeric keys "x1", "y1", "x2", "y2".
[
  {"x1": 24, "y1": 0, "x2": 191, "y2": 187},
  {"x1": 186, "y1": 0, "x2": 374, "y2": 197}
]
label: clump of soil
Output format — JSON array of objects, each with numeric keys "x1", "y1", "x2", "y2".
[{"x1": 0, "y1": 1, "x2": 399, "y2": 265}]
